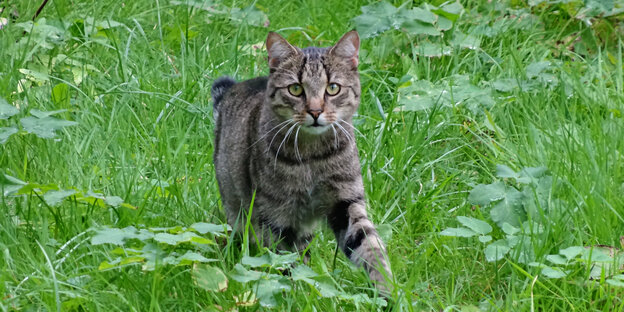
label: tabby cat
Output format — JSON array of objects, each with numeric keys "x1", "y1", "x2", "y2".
[{"x1": 211, "y1": 31, "x2": 392, "y2": 293}]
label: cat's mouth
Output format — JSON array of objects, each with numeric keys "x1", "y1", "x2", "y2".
[{"x1": 302, "y1": 123, "x2": 330, "y2": 135}]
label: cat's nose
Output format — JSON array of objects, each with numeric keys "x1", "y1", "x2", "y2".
[{"x1": 307, "y1": 109, "x2": 323, "y2": 120}]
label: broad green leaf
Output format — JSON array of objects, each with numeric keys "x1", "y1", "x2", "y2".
[
  {"x1": 18, "y1": 68, "x2": 50, "y2": 83},
  {"x1": 407, "y1": 7, "x2": 437, "y2": 24},
  {"x1": 431, "y1": 1, "x2": 463, "y2": 22},
  {"x1": 0, "y1": 97, "x2": 19, "y2": 119},
  {"x1": 440, "y1": 227, "x2": 477, "y2": 237},
  {"x1": 44, "y1": 189, "x2": 77, "y2": 206},
  {"x1": 92, "y1": 226, "x2": 142, "y2": 245},
  {"x1": 436, "y1": 16, "x2": 453, "y2": 31},
  {"x1": 20, "y1": 116, "x2": 78, "y2": 139},
  {"x1": 546, "y1": 254, "x2": 568, "y2": 265},
  {"x1": 291, "y1": 265, "x2": 317, "y2": 284},
  {"x1": 501, "y1": 223, "x2": 520, "y2": 235},
  {"x1": 256, "y1": 278, "x2": 291, "y2": 307},
  {"x1": 104, "y1": 196, "x2": 124, "y2": 207},
  {"x1": 607, "y1": 279, "x2": 624, "y2": 287},
  {"x1": 559, "y1": 246, "x2": 584, "y2": 260},
  {"x1": 526, "y1": 61, "x2": 551, "y2": 79},
  {"x1": 484, "y1": 240, "x2": 510, "y2": 262},
  {"x1": 478, "y1": 235, "x2": 493, "y2": 243},
  {"x1": 541, "y1": 266, "x2": 568, "y2": 278},
  {"x1": 242, "y1": 250, "x2": 298, "y2": 268},
  {"x1": 229, "y1": 263, "x2": 264, "y2": 283},
  {"x1": 0, "y1": 127, "x2": 18, "y2": 144},
  {"x1": 402, "y1": 20, "x2": 440, "y2": 36},
  {"x1": 177, "y1": 251, "x2": 213, "y2": 265},
  {"x1": 315, "y1": 281, "x2": 341, "y2": 298},
  {"x1": 51, "y1": 83, "x2": 70, "y2": 108},
  {"x1": 490, "y1": 187, "x2": 526, "y2": 227},
  {"x1": 30, "y1": 109, "x2": 68, "y2": 118},
  {"x1": 352, "y1": 1, "x2": 398, "y2": 38},
  {"x1": 192, "y1": 264, "x2": 228, "y2": 292},
  {"x1": 491, "y1": 79, "x2": 518, "y2": 92},
  {"x1": 517, "y1": 166, "x2": 548, "y2": 184},
  {"x1": 229, "y1": 5, "x2": 268, "y2": 27},
  {"x1": 450, "y1": 31, "x2": 480, "y2": 50},
  {"x1": 468, "y1": 182, "x2": 506, "y2": 206},
  {"x1": 191, "y1": 222, "x2": 230, "y2": 234},
  {"x1": 496, "y1": 164, "x2": 517, "y2": 179},
  {"x1": 457, "y1": 216, "x2": 492, "y2": 235},
  {"x1": 413, "y1": 42, "x2": 452, "y2": 57},
  {"x1": 153, "y1": 232, "x2": 210, "y2": 245},
  {"x1": 581, "y1": 247, "x2": 615, "y2": 262}
]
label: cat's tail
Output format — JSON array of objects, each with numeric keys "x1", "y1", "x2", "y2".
[{"x1": 211, "y1": 76, "x2": 236, "y2": 114}]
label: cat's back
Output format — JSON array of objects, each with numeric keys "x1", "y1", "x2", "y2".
[
  {"x1": 214, "y1": 76, "x2": 267, "y2": 118},
  {"x1": 212, "y1": 76, "x2": 268, "y2": 205}
]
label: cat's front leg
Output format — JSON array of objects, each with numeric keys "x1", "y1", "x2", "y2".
[{"x1": 328, "y1": 195, "x2": 393, "y2": 294}]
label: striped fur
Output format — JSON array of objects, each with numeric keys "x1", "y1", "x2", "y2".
[{"x1": 211, "y1": 31, "x2": 392, "y2": 294}]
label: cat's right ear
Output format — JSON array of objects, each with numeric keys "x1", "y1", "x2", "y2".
[{"x1": 266, "y1": 32, "x2": 299, "y2": 69}]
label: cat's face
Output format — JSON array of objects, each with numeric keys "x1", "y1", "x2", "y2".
[{"x1": 265, "y1": 31, "x2": 361, "y2": 135}]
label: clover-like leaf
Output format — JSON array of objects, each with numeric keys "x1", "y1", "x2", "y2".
[
  {"x1": 44, "y1": 189, "x2": 77, "y2": 206},
  {"x1": 0, "y1": 97, "x2": 19, "y2": 120},
  {"x1": 490, "y1": 187, "x2": 526, "y2": 227},
  {"x1": 0, "y1": 127, "x2": 18, "y2": 144},
  {"x1": 20, "y1": 116, "x2": 78, "y2": 139},
  {"x1": 352, "y1": 1, "x2": 398, "y2": 38},
  {"x1": 468, "y1": 182, "x2": 506, "y2": 206},
  {"x1": 541, "y1": 266, "x2": 568, "y2": 278},
  {"x1": 440, "y1": 227, "x2": 477, "y2": 237},
  {"x1": 192, "y1": 264, "x2": 228, "y2": 292},
  {"x1": 457, "y1": 216, "x2": 492, "y2": 235},
  {"x1": 484, "y1": 239, "x2": 511, "y2": 262}
]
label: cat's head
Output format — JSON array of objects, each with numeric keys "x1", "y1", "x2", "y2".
[{"x1": 265, "y1": 31, "x2": 360, "y2": 135}]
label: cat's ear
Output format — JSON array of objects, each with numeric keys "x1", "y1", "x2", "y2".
[
  {"x1": 266, "y1": 32, "x2": 300, "y2": 68},
  {"x1": 329, "y1": 30, "x2": 360, "y2": 68}
]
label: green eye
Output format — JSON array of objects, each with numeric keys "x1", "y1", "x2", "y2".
[
  {"x1": 326, "y1": 83, "x2": 340, "y2": 96},
  {"x1": 288, "y1": 84, "x2": 303, "y2": 96}
]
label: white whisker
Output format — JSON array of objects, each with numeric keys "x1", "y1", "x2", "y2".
[
  {"x1": 294, "y1": 125, "x2": 302, "y2": 164},
  {"x1": 249, "y1": 119, "x2": 292, "y2": 150},
  {"x1": 274, "y1": 123, "x2": 298, "y2": 169},
  {"x1": 330, "y1": 124, "x2": 339, "y2": 149},
  {"x1": 335, "y1": 121, "x2": 354, "y2": 146},
  {"x1": 338, "y1": 118, "x2": 365, "y2": 138},
  {"x1": 266, "y1": 120, "x2": 295, "y2": 155}
]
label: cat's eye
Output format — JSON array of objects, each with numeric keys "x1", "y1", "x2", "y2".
[
  {"x1": 288, "y1": 84, "x2": 303, "y2": 96},
  {"x1": 326, "y1": 83, "x2": 340, "y2": 96}
]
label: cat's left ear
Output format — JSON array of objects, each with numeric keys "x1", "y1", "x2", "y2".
[
  {"x1": 329, "y1": 30, "x2": 360, "y2": 68},
  {"x1": 266, "y1": 32, "x2": 300, "y2": 69}
]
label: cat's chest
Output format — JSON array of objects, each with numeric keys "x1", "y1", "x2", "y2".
[{"x1": 280, "y1": 166, "x2": 334, "y2": 216}]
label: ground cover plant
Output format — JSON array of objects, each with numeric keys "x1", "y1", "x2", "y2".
[{"x1": 1, "y1": 0, "x2": 623, "y2": 310}]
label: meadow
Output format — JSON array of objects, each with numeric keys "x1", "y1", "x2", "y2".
[{"x1": 1, "y1": 0, "x2": 623, "y2": 310}]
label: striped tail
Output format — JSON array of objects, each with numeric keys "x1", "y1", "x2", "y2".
[{"x1": 211, "y1": 76, "x2": 236, "y2": 117}]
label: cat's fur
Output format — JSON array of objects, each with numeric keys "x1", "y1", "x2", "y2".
[{"x1": 211, "y1": 31, "x2": 392, "y2": 292}]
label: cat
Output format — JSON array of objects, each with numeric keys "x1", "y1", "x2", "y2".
[{"x1": 211, "y1": 30, "x2": 392, "y2": 294}]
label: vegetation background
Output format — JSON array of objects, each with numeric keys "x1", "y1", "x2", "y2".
[{"x1": 1, "y1": 0, "x2": 623, "y2": 310}]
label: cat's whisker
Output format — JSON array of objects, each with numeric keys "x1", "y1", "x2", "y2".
[
  {"x1": 338, "y1": 118, "x2": 365, "y2": 138},
  {"x1": 274, "y1": 123, "x2": 298, "y2": 169},
  {"x1": 294, "y1": 125, "x2": 303, "y2": 164},
  {"x1": 266, "y1": 120, "x2": 295, "y2": 155},
  {"x1": 249, "y1": 119, "x2": 292, "y2": 150},
  {"x1": 330, "y1": 124, "x2": 339, "y2": 149},
  {"x1": 335, "y1": 121, "x2": 354, "y2": 146}
]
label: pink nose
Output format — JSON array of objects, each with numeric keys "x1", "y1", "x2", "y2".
[{"x1": 307, "y1": 109, "x2": 322, "y2": 120}]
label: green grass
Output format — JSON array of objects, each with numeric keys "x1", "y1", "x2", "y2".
[{"x1": 1, "y1": 0, "x2": 623, "y2": 310}]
